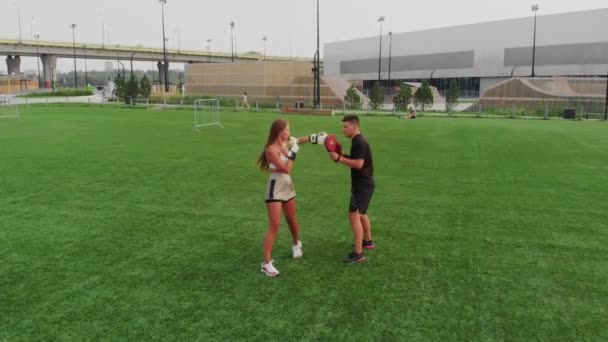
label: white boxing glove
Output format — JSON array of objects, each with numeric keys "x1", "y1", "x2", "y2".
[
  {"x1": 317, "y1": 132, "x2": 328, "y2": 145},
  {"x1": 287, "y1": 141, "x2": 300, "y2": 161},
  {"x1": 309, "y1": 131, "x2": 328, "y2": 144},
  {"x1": 287, "y1": 136, "x2": 298, "y2": 149}
]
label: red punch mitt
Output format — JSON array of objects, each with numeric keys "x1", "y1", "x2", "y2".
[{"x1": 324, "y1": 134, "x2": 343, "y2": 155}]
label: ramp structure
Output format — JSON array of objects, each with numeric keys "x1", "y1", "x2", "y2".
[{"x1": 476, "y1": 77, "x2": 607, "y2": 115}]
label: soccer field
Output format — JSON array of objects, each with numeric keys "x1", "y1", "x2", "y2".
[{"x1": 1, "y1": 105, "x2": 607, "y2": 340}]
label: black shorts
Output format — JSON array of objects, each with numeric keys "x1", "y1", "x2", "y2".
[{"x1": 349, "y1": 184, "x2": 375, "y2": 214}]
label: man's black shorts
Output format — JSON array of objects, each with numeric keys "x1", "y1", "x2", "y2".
[{"x1": 349, "y1": 184, "x2": 375, "y2": 214}]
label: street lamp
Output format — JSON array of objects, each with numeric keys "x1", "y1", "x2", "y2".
[
  {"x1": 159, "y1": 0, "x2": 169, "y2": 92},
  {"x1": 117, "y1": 59, "x2": 125, "y2": 78},
  {"x1": 262, "y1": 36, "x2": 267, "y2": 61},
  {"x1": 313, "y1": 0, "x2": 321, "y2": 108},
  {"x1": 388, "y1": 32, "x2": 392, "y2": 88},
  {"x1": 531, "y1": 4, "x2": 539, "y2": 77},
  {"x1": 377, "y1": 16, "x2": 385, "y2": 82},
  {"x1": 83, "y1": 44, "x2": 88, "y2": 86},
  {"x1": 206, "y1": 39, "x2": 211, "y2": 63},
  {"x1": 604, "y1": 70, "x2": 608, "y2": 120},
  {"x1": 34, "y1": 34, "x2": 41, "y2": 88},
  {"x1": 116, "y1": 52, "x2": 125, "y2": 78},
  {"x1": 230, "y1": 21, "x2": 235, "y2": 62},
  {"x1": 70, "y1": 24, "x2": 77, "y2": 88}
]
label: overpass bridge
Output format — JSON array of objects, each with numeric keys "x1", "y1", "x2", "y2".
[{"x1": 0, "y1": 38, "x2": 308, "y2": 88}]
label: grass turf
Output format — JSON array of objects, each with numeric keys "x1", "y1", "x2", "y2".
[{"x1": 1, "y1": 105, "x2": 607, "y2": 340}]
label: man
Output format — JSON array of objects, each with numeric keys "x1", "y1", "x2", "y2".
[
  {"x1": 402, "y1": 106, "x2": 416, "y2": 119},
  {"x1": 242, "y1": 91, "x2": 250, "y2": 109},
  {"x1": 328, "y1": 115, "x2": 375, "y2": 263}
]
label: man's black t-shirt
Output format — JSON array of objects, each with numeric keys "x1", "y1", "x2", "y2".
[{"x1": 349, "y1": 134, "x2": 374, "y2": 187}]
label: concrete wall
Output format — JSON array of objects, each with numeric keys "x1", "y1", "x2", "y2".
[
  {"x1": 185, "y1": 61, "x2": 344, "y2": 107},
  {"x1": 477, "y1": 77, "x2": 607, "y2": 113},
  {"x1": 324, "y1": 8, "x2": 608, "y2": 81}
]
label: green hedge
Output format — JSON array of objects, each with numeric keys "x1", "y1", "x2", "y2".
[
  {"x1": 19, "y1": 88, "x2": 94, "y2": 98},
  {"x1": 149, "y1": 94, "x2": 238, "y2": 107}
]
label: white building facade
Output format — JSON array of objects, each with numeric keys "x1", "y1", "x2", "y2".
[{"x1": 324, "y1": 9, "x2": 608, "y2": 96}]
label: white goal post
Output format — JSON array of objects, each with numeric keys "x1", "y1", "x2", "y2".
[
  {"x1": 194, "y1": 98, "x2": 223, "y2": 131},
  {"x1": 0, "y1": 96, "x2": 20, "y2": 120}
]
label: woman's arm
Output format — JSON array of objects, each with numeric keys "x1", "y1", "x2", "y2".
[{"x1": 266, "y1": 146, "x2": 293, "y2": 174}]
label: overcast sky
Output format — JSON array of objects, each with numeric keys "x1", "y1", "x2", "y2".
[{"x1": 2, "y1": 0, "x2": 607, "y2": 72}]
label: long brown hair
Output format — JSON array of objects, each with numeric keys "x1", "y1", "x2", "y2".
[{"x1": 257, "y1": 119, "x2": 288, "y2": 171}]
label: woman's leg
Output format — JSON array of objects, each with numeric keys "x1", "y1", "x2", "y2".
[
  {"x1": 263, "y1": 202, "x2": 283, "y2": 262},
  {"x1": 282, "y1": 199, "x2": 299, "y2": 245}
]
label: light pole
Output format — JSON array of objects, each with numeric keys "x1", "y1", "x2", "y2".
[
  {"x1": 17, "y1": 7, "x2": 22, "y2": 43},
  {"x1": 377, "y1": 16, "x2": 385, "y2": 82},
  {"x1": 230, "y1": 21, "x2": 235, "y2": 62},
  {"x1": 206, "y1": 39, "x2": 211, "y2": 63},
  {"x1": 116, "y1": 52, "x2": 125, "y2": 78},
  {"x1": 83, "y1": 44, "x2": 88, "y2": 86},
  {"x1": 70, "y1": 24, "x2": 77, "y2": 88},
  {"x1": 531, "y1": 4, "x2": 539, "y2": 77},
  {"x1": 117, "y1": 59, "x2": 125, "y2": 78},
  {"x1": 130, "y1": 52, "x2": 135, "y2": 80},
  {"x1": 604, "y1": 70, "x2": 607, "y2": 120},
  {"x1": 388, "y1": 31, "x2": 392, "y2": 88},
  {"x1": 34, "y1": 34, "x2": 41, "y2": 88},
  {"x1": 101, "y1": 16, "x2": 105, "y2": 48},
  {"x1": 262, "y1": 36, "x2": 267, "y2": 61},
  {"x1": 159, "y1": 0, "x2": 169, "y2": 92},
  {"x1": 313, "y1": 0, "x2": 321, "y2": 108}
]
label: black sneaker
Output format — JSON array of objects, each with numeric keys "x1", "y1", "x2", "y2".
[
  {"x1": 352, "y1": 240, "x2": 376, "y2": 250},
  {"x1": 342, "y1": 251, "x2": 366, "y2": 263},
  {"x1": 363, "y1": 240, "x2": 375, "y2": 250}
]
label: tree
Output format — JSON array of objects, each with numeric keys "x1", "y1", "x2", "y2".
[
  {"x1": 113, "y1": 75, "x2": 126, "y2": 101},
  {"x1": 126, "y1": 75, "x2": 139, "y2": 104},
  {"x1": 369, "y1": 82, "x2": 384, "y2": 110},
  {"x1": 445, "y1": 79, "x2": 460, "y2": 112},
  {"x1": 414, "y1": 80, "x2": 434, "y2": 111},
  {"x1": 139, "y1": 75, "x2": 152, "y2": 99},
  {"x1": 393, "y1": 84, "x2": 413, "y2": 110},
  {"x1": 344, "y1": 85, "x2": 362, "y2": 109}
]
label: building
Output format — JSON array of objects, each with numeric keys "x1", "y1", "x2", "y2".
[
  {"x1": 0, "y1": 75, "x2": 39, "y2": 94},
  {"x1": 324, "y1": 8, "x2": 608, "y2": 98}
]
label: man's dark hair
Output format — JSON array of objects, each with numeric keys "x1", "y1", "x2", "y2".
[{"x1": 342, "y1": 114, "x2": 360, "y2": 126}]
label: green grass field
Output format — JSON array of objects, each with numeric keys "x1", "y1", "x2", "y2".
[{"x1": 1, "y1": 105, "x2": 607, "y2": 340}]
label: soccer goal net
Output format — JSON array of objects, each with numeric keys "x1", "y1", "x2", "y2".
[
  {"x1": 0, "y1": 96, "x2": 20, "y2": 120},
  {"x1": 194, "y1": 98, "x2": 223, "y2": 131}
]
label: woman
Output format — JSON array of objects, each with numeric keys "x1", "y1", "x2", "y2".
[{"x1": 256, "y1": 119, "x2": 325, "y2": 277}]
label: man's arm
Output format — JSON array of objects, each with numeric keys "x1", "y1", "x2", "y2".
[{"x1": 329, "y1": 152, "x2": 364, "y2": 169}]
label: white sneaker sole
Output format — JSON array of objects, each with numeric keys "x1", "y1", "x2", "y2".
[{"x1": 260, "y1": 268, "x2": 279, "y2": 277}]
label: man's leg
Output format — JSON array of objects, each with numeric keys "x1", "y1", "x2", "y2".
[
  {"x1": 361, "y1": 214, "x2": 372, "y2": 242},
  {"x1": 349, "y1": 211, "x2": 363, "y2": 254}
]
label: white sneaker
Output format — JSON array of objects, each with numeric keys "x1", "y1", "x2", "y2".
[
  {"x1": 261, "y1": 260, "x2": 280, "y2": 277},
  {"x1": 292, "y1": 240, "x2": 302, "y2": 258}
]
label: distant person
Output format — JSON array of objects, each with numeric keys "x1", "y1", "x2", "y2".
[
  {"x1": 242, "y1": 92, "x2": 250, "y2": 109},
  {"x1": 403, "y1": 106, "x2": 417, "y2": 119}
]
